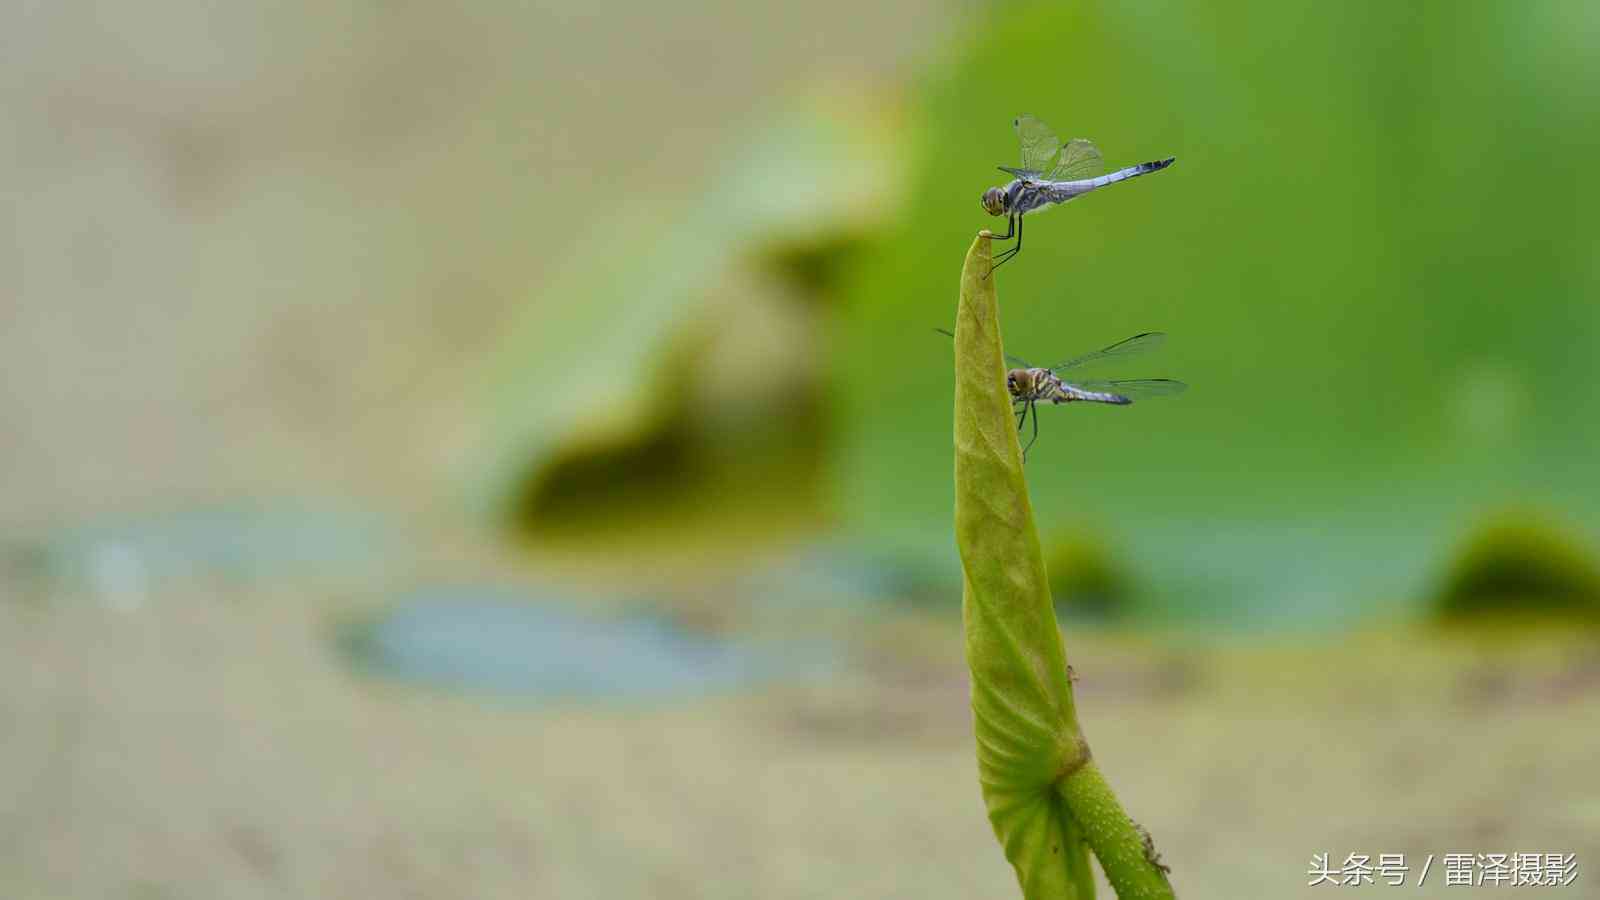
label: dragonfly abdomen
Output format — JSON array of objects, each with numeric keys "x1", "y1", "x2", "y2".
[
  {"x1": 1052, "y1": 381, "x2": 1132, "y2": 405},
  {"x1": 1032, "y1": 158, "x2": 1176, "y2": 208},
  {"x1": 1087, "y1": 158, "x2": 1175, "y2": 189}
]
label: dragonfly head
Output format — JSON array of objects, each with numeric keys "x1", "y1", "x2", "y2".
[
  {"x1": 981, "y1": 186, "x2": 1008, "y2": 216},
  {"x1": 1006, "y1": 368, "x2": 1030, "y2": 398}
]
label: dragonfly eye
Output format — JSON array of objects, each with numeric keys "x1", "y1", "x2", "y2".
[{"x1": 981, "y1": 187, "x2": 1006, "y2": 216}]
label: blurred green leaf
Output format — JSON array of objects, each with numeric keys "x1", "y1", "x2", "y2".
[
  {"x1": 1433, "y1": 509, "x2": 1600, "y2": 622},
  {"x1": 468, "y1": 90, "x2": 905, "y2": 524}
]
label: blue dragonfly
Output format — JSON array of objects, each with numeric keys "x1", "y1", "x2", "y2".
[{"x1": 981, "y1": 115, "x2": 1175, "y2": 272}]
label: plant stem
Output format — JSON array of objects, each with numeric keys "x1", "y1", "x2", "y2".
[
  {"x1": 1057, "y1": 763, "x2": 1173, "y2": 898},
  {"x1": 953, "y1": 232, "x2": 1175, "y2": 899}
]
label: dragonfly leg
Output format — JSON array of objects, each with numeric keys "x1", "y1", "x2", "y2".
[
  {"x1": 979, "y1": 212, "x2": 1017, "y2": 277},
  {"x1": 985, "y1": 215, "x2": 1016, "y2": 242},
  {"x1": 987, "y1": 215, "x2": 1022, "y2": 275},
  {"x1": 1022, "y1": 399, "x2": 1040, "y2": 460}
]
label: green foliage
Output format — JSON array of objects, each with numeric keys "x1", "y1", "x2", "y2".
[
  {"x1": 1433, "y1": 510, "x2": 1600, "y2": 622},
  {"x1": 954, "y1": 235, "x2": 1174, "y2": 899}
]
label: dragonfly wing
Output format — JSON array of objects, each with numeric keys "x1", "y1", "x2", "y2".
[
  {"x1": 1048, "y1": 332, "x2": 1167, "y2": 372},
  {"x1": 1014, "y1": 114, "x2": 1063, "y2": 175},
  {"x1": 1071, "y1": 378, "x2": 1188, "y2": 399},
  {"x1": 1048, "y1": 138, "x2": 1104, "y2": 181},
  {"x1": 997, "y1": 165, "x2": 1043, "y2": 179}
]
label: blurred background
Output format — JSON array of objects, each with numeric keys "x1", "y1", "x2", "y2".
[{"x1": 4, "y1": 0, "x2": 1598, "y2": 897}]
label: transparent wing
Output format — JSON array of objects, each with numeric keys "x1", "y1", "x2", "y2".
[
  {"x1": 934, "y1": 327, "x2": 1032, "y2": 368},
  {"x1": 1069, "y1": 378, "x2": 1188, "y2": 399},
  {"x1": 1049, "y1": 332, "x2": 1167, "y2": 372},
  {"x1": 1014, "y1": 114, "x2": 1062, "y2": 176},
  {"x1": 1048, "y1": 138, "x2": 1103, "y2": 181}
]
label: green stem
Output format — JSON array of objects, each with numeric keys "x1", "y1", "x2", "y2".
[
  {"x1": 953, "y1": 233, "x2": 1175, "y2": 900},
  {"x1": 1057, "y1": 763, "x2": 1173, "y2": 899}
]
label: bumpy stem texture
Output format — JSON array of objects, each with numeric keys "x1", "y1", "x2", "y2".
[{"x1": 953, "y1": 233, "x2": 1175, "y2": 900}]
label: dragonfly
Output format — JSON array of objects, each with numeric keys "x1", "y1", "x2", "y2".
[
  {"x1": 937, "y1": 328, "x2": 1187, "y2": 460},
  {"x1": 982, "y1": 115, "x2": 1175, "y2": 273}
]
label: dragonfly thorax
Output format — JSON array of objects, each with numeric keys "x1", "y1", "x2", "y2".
[{"x1": 1006, "y1": 367, "x2": 1057, "y2": 402}]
